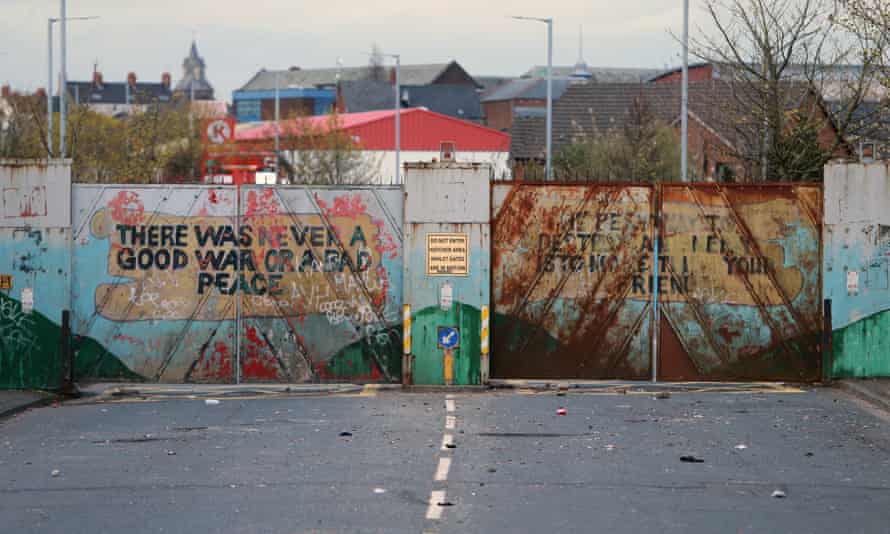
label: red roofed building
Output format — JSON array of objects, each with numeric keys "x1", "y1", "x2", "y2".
[{"x1": 236, "y1": 108, "x2": 511, "y2": 183}]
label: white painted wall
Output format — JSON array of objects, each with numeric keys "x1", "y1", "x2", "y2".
[{"x1": 285, "y1": 149, "x2": 510, "y2": 184}]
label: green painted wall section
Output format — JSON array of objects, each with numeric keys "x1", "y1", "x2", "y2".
[
  {"x1": 0, "y1": 292, "x2": 141, "y2": 389},
  {"x1": 0, "y1": 293, "x2": 63, "y2": 390},
  {"x1": 412, "y1": 302, "x2": 481, "y2": 386},
  {"x1": 320, "y1": 326, "x2": 402, "y2": 381},
  {"x1": 832, "y1": 310, "x2": 890, "y2": 378}
]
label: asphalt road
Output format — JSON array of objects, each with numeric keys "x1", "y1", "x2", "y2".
[{"x1": 1, "y1": 387, "x2": 889, "y2": 533}]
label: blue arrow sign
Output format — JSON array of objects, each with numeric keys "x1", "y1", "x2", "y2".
[{"x1": 437, "y1": 326, "x2": 460, "y2": 350}]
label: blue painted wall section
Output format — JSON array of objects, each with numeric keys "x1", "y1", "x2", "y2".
[{"x1": 824, "y1": 163, "x2": 890, "y2": 378}]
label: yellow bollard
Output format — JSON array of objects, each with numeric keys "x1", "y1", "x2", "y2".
[{"x1": 443, "y1": 349, "x2": 454, "y2": 386}]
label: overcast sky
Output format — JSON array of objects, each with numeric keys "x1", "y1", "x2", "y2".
[{"x1": 1, "y1": 0, "x2": 707, "y2": 101}]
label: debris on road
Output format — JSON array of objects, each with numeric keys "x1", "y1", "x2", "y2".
[
  {"x1": 557, "y1": 408, "x2": 567, "y2": 416},
  {"x1": 204, "y1": 399, "x2": 220, "y2": 406},
  {"x1": 339, "y1": 431, "x2": 353, "y2": 437},
  {"x1": 734, "y1": 444, "x2": 748, "y2": 450},
  {"x1": 437, "y1": 501, "x2": 455, "y2": 507},
  {"x1": 166, "y1": 450, "x2": 176, "y2": 456},
  {"x1": 373, "y1": 488, "x2": 386, "y2": 494},
  {"x1": 655, "y1": 391, "x2": 671, "y2": 400},
  {"x1": 487, "y1": 467, "x2": 497, "y2": 473},
  {"x1": 445, "y1": 443, "x2": 457, "y2": 449},
  {"x1": 772, "y1": 489, "x2": 787, "y2": 498},
  {"x1": 805, "y1": 452, "x2": 814, "y2": 457},
  {"x1": 680, "y1": 455, "x2": 705, "y2": 463},
  {"x1": 51, "y1": 469, "x2": 60, "y2": 477}
]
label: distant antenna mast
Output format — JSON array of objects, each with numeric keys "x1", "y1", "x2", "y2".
[
  {"x1": 336, "y1": 57, "x2": 343, "y2": 82},
  {"x1": 577, "y1": 25, "x2": 583, "y2": 64}
]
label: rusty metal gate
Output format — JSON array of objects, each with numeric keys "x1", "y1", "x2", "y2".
[
  {"x1": 658, "y1": 183, "x2": 823, "y2": 381},
  {"x1": 491, "y1": 182, "x2": 823, "y2": 382},
  {"x1": 71, "y1": 184, "x2": 403, "y2": 384},
  {"x1": 491, "y1": 183, "x2": 655, "y2": 379}
]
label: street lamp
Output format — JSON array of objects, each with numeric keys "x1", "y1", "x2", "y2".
[
  {"x1": 47, "y1": 14, "x2": 98, "y2": 158},
  {"x1": 512, "y1": 15, "x2": 553, "y2": 181},
  {"x1": 681, "y1": 0, "x2": 689, "y2": 182}
]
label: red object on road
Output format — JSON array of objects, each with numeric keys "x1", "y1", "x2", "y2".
[{"x1": 557, "y1": 408, "x2": 567, "y2": 416}]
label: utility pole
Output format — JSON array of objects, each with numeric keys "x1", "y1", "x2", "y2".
[
  {"x1": 274, "y1": 70, "x2": 280, "y2": 175},
  {"x1": 681, "y1": 0, "x2": 689, "y2": 182},
  {"x1": 59, "y1": 0, "x2": 67, "y2": 158},
  {"x1": 512, "y1": 16, "x2": 553, "y2": 180},
  {"x1": 394, "y1": 54, "x2": 401, "y2": 185},
  {"x1": 47, "y1": 19, "x2": 54, "y2": 158},
  {"x1": 47, "y1": 13, "x2": 98, "y2": 159}
]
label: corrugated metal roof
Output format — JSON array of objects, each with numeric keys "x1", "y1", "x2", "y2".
[
  {"x1": 240, "y1": 64, "x2": 454, "y2": 91},
  {"x1": 523, "y1": 66, "x2": 662, "y2": 82},
  {"x1": 236, "y1": 108, "x2": 510, "y2": 151},
  {"x1": 481, "y1": 78, "x2": 572, "y2": 103}
]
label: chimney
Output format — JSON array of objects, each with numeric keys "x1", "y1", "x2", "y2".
[
  {"x1": 127, "y1": 72, "x2": 137, "y2": 88},
  {"x1": 161, "y1": 72, "x2": 171, "y2": 89},
  {"x1": 34, "y1": 87, "x2": 46, "y2": 98},
  {"x1": 92, "y1": 70, "x2": 103, "y2": 89},
  {"x1": 1, "y1": 85, "x2": 9, "y2": 99}
]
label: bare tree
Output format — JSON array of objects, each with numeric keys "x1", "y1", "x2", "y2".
[
  {"x1": 554, "y1": 98, "x2": 682, "y2": 182},
  {"x1": 279, "y1": 110, "x2": 381, "y2": 185},
  {"x1": 691, "y1": 0, "x2": 878, "y2": 180}
]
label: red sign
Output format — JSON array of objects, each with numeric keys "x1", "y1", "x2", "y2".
[{"x1": 203, "y1": 118, "x2": 235, "y2": 145}]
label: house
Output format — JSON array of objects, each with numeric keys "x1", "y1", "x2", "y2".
[
  {"x1": 652, "y1": 61, "x2": 890, "y2": 160},
  {"x1": 55, "y1": 42, "x2": 219, "y2": 118},
  {"x1": 337, "y1": 80, "x2": 483, "y2": 122},
  {"x1": 481, "y1": 78, "x2": 572, "y2": 131},
  {"x1": 58, "y1": 71, "x2": 174, "y2": 117},
  {"x1": 510, "y1": 80, "x2": 850, "y2": 181},
  {"x1": 233, "y1": 61, "x2": 479, "y2": 123},
  {"x1": 235, "y1": 108, "x2": 511, "y2": 183}
]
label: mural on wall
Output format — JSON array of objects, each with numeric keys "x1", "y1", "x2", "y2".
[
  {"x1": 824, "y1": 164, "x2": 890, "y2": 378},
  {"x1": 659, "y1": 184, "x2": 822, "y2": 381},
  {"x1": 72, "y1": 185, "x2": 403, "y2": 383},
  {"x1": 491, "y1": 184, "x2": 654, "y2": 379},
  {"x1": 491, "y1": 183, "x2": 823, "y2": 381}
]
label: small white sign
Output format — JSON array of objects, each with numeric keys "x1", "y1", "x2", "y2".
[
  {"x1": 21, "y1": 287, "x2": 34, "y2": 313},
  {"x1": 847, "y1": 270, "x2": 859, "y2": 296},
  {"x1": 440, "y1": 282, "x2": 453, "y2": 311}
]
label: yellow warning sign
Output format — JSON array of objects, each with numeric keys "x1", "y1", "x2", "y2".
[{"x1": 427, "y1": 233, "x2": 469, "y2": 276}]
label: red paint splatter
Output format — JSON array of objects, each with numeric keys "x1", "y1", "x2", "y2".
[
  {"x1": 371, "y1": 218, "x2": 399, "y2": 260},
  {"x1": 108, "y1": 191, "x2": 144, "y2": 225},
  {"x1": 316, "y1": 193, "x2": 368, "y2": 218},
  {"x1": 244, "y1": 188, "x2": 280, "y2": 219},
  {"x1": 208, "y1": 190, "x2": 219, "y2": 204},
  {"x1": 240, "y1": 326, "x2": 280, "y2": 380},
  {"x1": 192, "y1": 341, "x2": 234, "y2": 382}
]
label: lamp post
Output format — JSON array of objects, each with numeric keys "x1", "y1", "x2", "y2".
[
  {"x1": 375, "y1": 52, "x2": 401, "y2": 184},
  {"x1": 512, "y1": 16, "x2": 553, "y2": 181},
  {"x1": 47, "y1": 14, "x2": 97, "y2": 159},
  {"x1": 681, "y1": 0, "x2": 689, "y2": 182}
]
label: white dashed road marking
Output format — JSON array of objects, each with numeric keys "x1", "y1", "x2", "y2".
[
  {"x1": 445, "y1": 415, "x2": 456, "y2": 429},
  {"x1": 441, "y1": 433, "x2": 454, "y2": 450},
  {"x1": 426, "y1": 490, "x2": 447, "y2": 520},
  {"x1": 434, "y1": 457, "x2": 452, "y2": 481},
  {"x1": 445, "y1": 399, "x2": 455, "y2": 412}
]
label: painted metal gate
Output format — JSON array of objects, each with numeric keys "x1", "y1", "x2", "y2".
[
  {"x1": 71, "y1": 184, "x2": 402, "y2": 384},
  {"x1": 491, "y1": 183, "x2": 655, "y2": 379},
  {"x1": 491, "y1": 182, "x2": 823, "y2": 382},
  {"x1": 658, "y1": 183, "x2": 823, "y2": 381}
]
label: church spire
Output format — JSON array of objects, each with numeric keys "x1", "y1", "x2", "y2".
[{"x1": 572, "y1": 25, "x2": 592, "y2": 80}]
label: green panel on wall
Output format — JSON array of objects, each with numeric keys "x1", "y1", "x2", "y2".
[
  {"x1": 411, "y1": 302, "x2": 481, "y2": 386},
  {"x1": 832, "y1": 310, "x2": 890, "y2": 378}
]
